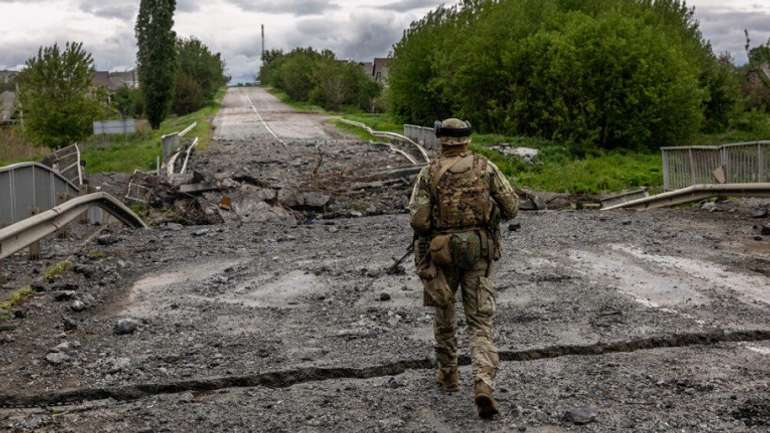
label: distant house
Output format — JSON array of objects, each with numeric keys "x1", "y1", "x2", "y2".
[
  {"x1": 91, "y1": 69, "x2": 139, "y2": 92},
  {"x1": 372, "y1": 58, "x2": 392, "y2": 85},
  {"x1": 0, "y1": 91, "x2": 16, "y2": 124}
]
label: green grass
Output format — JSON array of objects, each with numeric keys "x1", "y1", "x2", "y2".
[
  {"x1": 44, "y1": 260, "x2": 72, "y2": 282},
  {"x1": 81, "y1": 88, "x2": 226, "y2": 173},
  {"x1": 0, "y1": 286, "x2": 33, "y2": 321}
]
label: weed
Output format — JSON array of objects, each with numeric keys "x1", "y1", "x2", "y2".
[
  {"x1": 0, "y1": 286, "x2": 33, "y2": 320},
  {"x1": 44, "y1": 260, "x2": 73, "y2": 282}
]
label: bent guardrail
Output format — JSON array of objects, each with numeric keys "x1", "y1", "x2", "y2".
[
  {"x1": 602, "y1": 183, "x2": 770, "y2": 211},
  {"x1": 0, "y1": 192, "x2": 148, "y2": 260},
  {"x1": 0, "y1": 162, "x2": 81, "y2": 227},
  {"x1": 336, "y1": 118, "x2": 431, "y2": 164}
]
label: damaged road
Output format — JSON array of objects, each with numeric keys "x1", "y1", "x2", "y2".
[{"x1": 1, "y1": 87, "x2": 770, "y2": 432}]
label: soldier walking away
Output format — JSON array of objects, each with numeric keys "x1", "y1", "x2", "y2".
[{"x1": 409, "y1": 118, "x2": 518, "y2": 419}]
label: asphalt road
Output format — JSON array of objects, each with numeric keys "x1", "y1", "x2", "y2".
[{"x1": 1, "y1": 87, "x2": 769, "y2": 432}]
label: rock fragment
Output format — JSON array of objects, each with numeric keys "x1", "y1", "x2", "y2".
[
  {"x1": 114, "y1": 318, "x2": 141, "y2": 335},
  {"x1": 45, "y1": 352, "x2": 71, "y2": 365},
  {"x1": 70, "y1": 300, "x2": 86, "y2": 312},
  {"x1": 751, "y1": 207, "x2": 768, "y2": 219},
  {"x1": 563, "y1": 407, "x2": 598, "y2": 425}
]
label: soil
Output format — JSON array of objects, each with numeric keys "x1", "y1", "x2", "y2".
[{"x1": 1, "y1": 87, "x2": 769, "y2": 433}]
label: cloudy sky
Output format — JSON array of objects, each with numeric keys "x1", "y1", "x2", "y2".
[{"x1": 1, "y1": 0, "x2": 769, "y2": 82}]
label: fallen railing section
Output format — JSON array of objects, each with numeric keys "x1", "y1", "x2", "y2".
[
  {"x1": 336, "y1": 118, "x2": 431, "y2": 164},
  {"x1": 602, "y1": 183, "x2": 770, "y2": 211},
  {"x1": 0, "y1": 192, "x2": 147, "y2": 260},
  {"x1": 0, "y1": 162, "x2": 82, "y2": 227}
]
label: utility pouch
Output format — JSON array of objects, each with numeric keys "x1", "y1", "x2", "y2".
[
  {"x1": 418, "y1": 259, "x2": 453, "y2": 308},
  {"x1": 430, "y1": 235, "x2": 452, "y2": 266}
]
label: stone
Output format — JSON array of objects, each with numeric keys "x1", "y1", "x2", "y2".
[
  {"x1": 96, "y1": 235, "x2": 120, "y2": 246},
  {"x1": 701, "y1": 202, "x2": 720, "y2": 212},
  {"x1": 563, "y1": 407, "x2": 598, "y2": 425},
  {"x1": 751, "y1": 207, "x2": 768, "y2": 219},
  {"x1": 350, "y1": 211, "x2": 363, "y2": 218},
  {"x1": 162, "y1": 223, "x2": 184, "y2": 231},
  {"x1": 73, "y1": 264, "x2": 96, "y2": 278},
  {"x1": 62, "y1": 316, "x2": 78, "y2": 331},
  {"x1": 30, "y1": 278, "x2": 47, "y2": 292},
  {"x1": 379, "y1": 293, "x2": 392, "y2": 302},
  {"x1": 45, "y1": 352, "x2": 71, "y2": 365},
  {"x1": 192, "y1": 229, "x2": 210, "y2": 237},
  {"x1": 108, "y1": 357, "x2": 131, "y2": 373},
  {"x1": 53, "y1": 341, "x2": 72, "y2": 352},
  {"x1": 509, "y1": 223, "x2": 522, "y2": 232},
  {"x1": 70, "y1": 300, "x2": 86, "y2": 312},
  {"x1": 302, "y1": 192, "x2": 331, "y2": 208},
  {"x1": 114, "y1": 318, "x2": 140, "y2": 335},
  {"x1": 54, "y1": 291, "x2": 77, "y2": 302}
]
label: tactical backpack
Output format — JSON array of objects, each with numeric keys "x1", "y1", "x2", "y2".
[{"x1": 429, "y1": 153, "x2": 491, "y2": 231}]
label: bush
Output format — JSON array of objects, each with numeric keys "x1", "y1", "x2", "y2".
[
  {"x1": 389, "y1": 0, "x2": 737, "y2": 150},
  {"x1": 173, "y1": 73, "x2": 204, "y2": 115},
  {"x1": 261, "y1": 47, "x2": 381, "y2": 112}
]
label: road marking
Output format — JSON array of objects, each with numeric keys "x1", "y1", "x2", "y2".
[{"x1": 244, "y1": 91, "x2": 287, "y2": 147}]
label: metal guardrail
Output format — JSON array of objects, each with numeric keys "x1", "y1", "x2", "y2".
[
  {"x1": 336, "y1": 118, "x2": 430, "y2": 164},
  {"x1": 42, "y1": 144, "x2": 83, "y2": 187},
  {"x1": 0, "y1": 162, "x2": 81, "y2": 227},
  {"x1": 404, "y1": 124, "x2": 438, "y2": 151},
  {"x1": 0, "y1": 192, "x2": 147, "y2": 260},
  {"x1": 661, "y1": 141, "x2": 770, "y2": 191},
  {"x1": 602, "y1": 183, "x2": 770, "y2": 211}
]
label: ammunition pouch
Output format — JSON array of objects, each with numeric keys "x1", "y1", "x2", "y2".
[
  {"x1": 418, "y1": 258, "x2": 453, "y2": 308},
  {"x1": 430, "y1": 235, "x2": 452, "y2": 266}
]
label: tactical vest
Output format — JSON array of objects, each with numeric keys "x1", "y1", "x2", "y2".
[{"x1": 429, "y1": 153, "x2": 491, "y2": 231}]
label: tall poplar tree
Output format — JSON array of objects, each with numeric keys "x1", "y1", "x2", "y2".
[{"x1": 135, "y1": 0, "x2": 177, "y2": 129}]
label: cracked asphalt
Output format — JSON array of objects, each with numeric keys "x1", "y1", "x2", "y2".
[{"x1": 1, "y1": 87, "x2": 770, "y2": 432}]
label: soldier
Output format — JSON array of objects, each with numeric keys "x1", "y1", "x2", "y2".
[{"x1": 409, "y1": 118, "x2": 518, "y2": 419}]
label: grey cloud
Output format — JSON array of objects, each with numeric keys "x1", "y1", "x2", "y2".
[
  {"x1": 226, "y1": 0, "x2": 339, "y2": 16},
  {"x1": 695, "y1": 7, "x2": 770, "y2": 63},
  {"x1": 78, "y1": 0, "x2": 136, "y2": 20},
  {"x1": 291, "y1": 11, "x2": 403, "y2": 61},
  {"x1": 375, "y1": 0, "x2": 443, "y2": 13}
]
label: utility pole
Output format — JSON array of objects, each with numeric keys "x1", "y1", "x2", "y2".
[{"x1": 261, "y1": 24, "x2": 265, "y2": 64}]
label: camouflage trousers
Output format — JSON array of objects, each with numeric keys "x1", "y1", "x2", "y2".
[{"x1": 433, "y1": 258, "x2": 499, "y2": 388}]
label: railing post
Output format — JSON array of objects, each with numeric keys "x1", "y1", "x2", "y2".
[
  {"x1": 688, "y1": 148, "x2": 696, "y2": 186},
  {"x1": 57, "y1": 193, "x2": 70, "y2": 239},
  {"x1": 662, "y1": 149, "x2": 670, "y2": 191},
  {"x1": 28, "y1": 208, "x2": 41, "y2": 260},
  {"x1": 758, "y1": 142, "x2": 766, "y2": 182}
]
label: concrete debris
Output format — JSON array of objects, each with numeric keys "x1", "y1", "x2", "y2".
[
  {"x1": 490, "y1": 145, "x2": 540, "y2": 163},
  {"x1": 70, "y1": 300, "x2": 87, "y2": 312}
]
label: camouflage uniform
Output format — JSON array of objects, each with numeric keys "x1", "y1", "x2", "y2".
[{"x1": 409, "y1": 143, "x2": 518, "y2": 390}]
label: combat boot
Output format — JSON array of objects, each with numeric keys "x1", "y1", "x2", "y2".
[
  {"x1": 474, "y1": 381, "x2": 499, "y2": 419},
  {"x1": 436, "y1": 367, "x2": 459, "y2": 392}
]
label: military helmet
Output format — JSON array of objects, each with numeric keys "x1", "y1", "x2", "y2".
[{"x1": 435, "y1": 118, "x2": 472, "y2": 146}]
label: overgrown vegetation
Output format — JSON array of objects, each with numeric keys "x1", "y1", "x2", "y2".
[
  {"x1": 0, "y1": 127, "x2": 48, "y2": 166},
  {"x1": 136, "y1": 0, "x2": 178, "y2": 129},
  {"x1": 388, "y1": 0, "x2": 769, "y2": 152},
  {"x1": 44, "y1": 260, "x2": 72, "y2": 282},
  {"x1": 260, "y1": 48, "x2": 381, "y2": 111},
  {"x1": 0, "y1": 287, "x2": 33, "y2": 321},
  {"x1": 16, "y1": 42, "x2": 110, "y2": 148},
  {"x1": 174, "y1": 37, "x2": 228, "y2": 115},
  {"x1": 82, "y1": 88, "x2": 224, "y2": 172}
]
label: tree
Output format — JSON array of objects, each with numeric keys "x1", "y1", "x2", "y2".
[
  {"x1": 136, "y1": 0, "x2": 177, "y2": 129},
  {"x1": 16, "y1": 42, "x2": 107, "y2": 148},
  {"x1": 388, "y1": 0, "x2": 738, "y2": 149},
  {"x1": 113, "y1": 85, "x2": 144, "y2": 118},
  {"x1": 174, "y1": 37, "x2": 227, "y2": 114}
]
